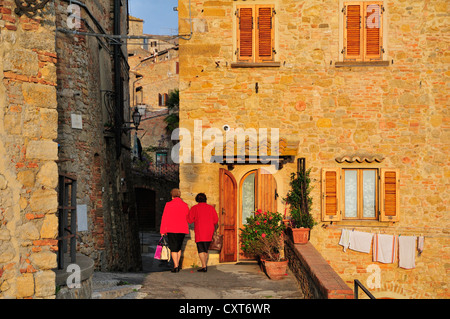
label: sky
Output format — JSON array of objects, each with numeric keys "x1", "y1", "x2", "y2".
[{"x1": 128, "y1": 0, "x2": 179, "y2": 35}]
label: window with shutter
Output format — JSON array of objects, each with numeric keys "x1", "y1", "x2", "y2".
[
  {"x1": 343, "y1": 1, "x2": 384, "y2": 62},
  {"x1": 321, "y1": 167, "x2": 400, "y2": 222},
  {"x1": 236, "y1": 4, "x2": 275, "y2": 64}
]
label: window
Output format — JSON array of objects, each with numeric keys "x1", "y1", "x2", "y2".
[
  {"x1": 342, "y1": 1, "x2": 384, "y2": 62},
  {"x1": 343, "y1": 169, "x2": 377, "y2": 220},
  {"x1": 322, "y1": 168, "x2": 399, "y2": 222},
  {"x1": 235, "y1": 4, "x2": 275, "y2": 63},
  {"x1": 158, "y1": 93, "x2": 168, "y2": 106},
  {"x1": 156, "y1": 152, "x2": 168, "y2": 165}
]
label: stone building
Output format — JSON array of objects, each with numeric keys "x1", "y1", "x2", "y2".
[
  {"x1": 55, "y1": 0, "x2": 141, "y2": 272},
  {"x1": 177, "y1": 0, "x2": 449, "y2": 298},
  {"x1": 127, "y1": 15, "x2": 180, "y2": 231},
  {"x1": 0, "y1": 0, "x2": 59, "y2": 299},
  {"x1": 0, "y1": 0, "x2": 141, "y2": 299}
]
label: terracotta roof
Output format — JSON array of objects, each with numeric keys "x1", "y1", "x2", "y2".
[{"x1": 335, "y1": 152, "x2": 385, "y2": 163}]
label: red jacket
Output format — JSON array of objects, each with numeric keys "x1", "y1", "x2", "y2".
[
  {"x1": 160, "y1": 198, "x2": 189, "y2": 235},
  {"x1": 187, "y1": 203, "x2": 219, "y2": 242}
]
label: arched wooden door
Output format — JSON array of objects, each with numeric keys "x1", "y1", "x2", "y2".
[
  {"x1": 239, "y1": 168, "x2": 278, "y2": 260},
  {"x1": 219, "y1": 168, "x2": 238, "y2": 262}
]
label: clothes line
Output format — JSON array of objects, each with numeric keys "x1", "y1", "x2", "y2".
[
  {"x1": 338, "y1": 229, "x2": 425, "y2": 269},
  {"x1": 324, "y1": 224, "x2": 449, "y2": 238}
]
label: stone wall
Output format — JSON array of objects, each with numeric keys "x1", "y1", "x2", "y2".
[
  {"x1": 55, "y1": 0, "x2": 141, "y2": 272},
  {"x1": 0, "y1": 1, "x2": 59, "y2": 298},
  {"x1": 178, "y1": 0, "x2": 449, "y2": 298}
]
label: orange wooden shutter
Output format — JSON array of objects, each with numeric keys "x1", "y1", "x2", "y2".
[
  {"x1": 237, "y1": 7, "x2": 254, "y2": 62},
  {"x1": 322, "y1": 168, "x2": 341, "y2": 222},
  {"x1": 256, "y1": 5, "x2": 274, "y2": 62},
  {"x1": 364, "y1": 2, "x2": 383, "y2": 60},
  {"x1": 344, "y1": 3, "x2": 363, "y2": 61},
  {"x1": 380, "y1": 169, "x2": 400, "y2": 222}
]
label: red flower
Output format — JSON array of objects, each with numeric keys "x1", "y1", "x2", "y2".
[{"x1": 262, "y1": 233, "x2": 266, "y2": 238}]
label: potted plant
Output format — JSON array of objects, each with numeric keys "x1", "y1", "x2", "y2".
[
  {"x1": 284, "y1": 165, "x2": 316, "y2": 244},
  {"x1": 240, "y1": 210, "x2": 288, "y2": 280}
]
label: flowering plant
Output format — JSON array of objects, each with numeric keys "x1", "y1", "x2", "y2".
[{"x1": 239, "y1": 210, "x2": 286, "y2": 261}]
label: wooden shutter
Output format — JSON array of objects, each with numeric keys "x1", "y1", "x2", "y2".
[
  {"x1": 158, "y1": 93, "x2": 162, "y2": 106},
  {"x1": 322, "y1": 168, "x2": 342, "y2": 222},
  {"x1": 256, "y1": 5, "x2": 274, "y2": 62},
  {"x1": 379, "y1": 169, "x2": 400, "y2": 222},
  {"x1": 237, "y1": 6, "x2": 254, "y2": 62},
  {"x1": 344, "y1": 3, "x2": 363, "y2": 61},
  {"x1": 364, "y1": 2, "x2": 383, "y2": 60}
]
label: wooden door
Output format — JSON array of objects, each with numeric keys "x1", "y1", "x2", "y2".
[
  {"x1": 256, "y1": 168, "x2": 277, "y2": 213},
  {"x1": 238, "y1": 169, "x2": 277, "y2": 260},
  {"x1": 219, "y1": 168, "x2": 237, "y2": 263}
]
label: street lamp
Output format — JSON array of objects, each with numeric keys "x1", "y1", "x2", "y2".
[
  {"x1": 123, "y1": 107, "x2": 142, "y2": 132},
  {"x1": 132, "y1": 107, "x2": 142, "y2": 130}
]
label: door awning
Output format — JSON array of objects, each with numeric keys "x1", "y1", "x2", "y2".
[{"x1": 210, "y1": 137, "x2": 297, "y2": 169}]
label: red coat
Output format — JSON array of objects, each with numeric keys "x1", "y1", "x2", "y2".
[
  {"x1": 187, "y1": 203, "x2": 219, "y2": 243},
  {"x1": 160, "y1": 198, "x2": 189, "y2": 235}
]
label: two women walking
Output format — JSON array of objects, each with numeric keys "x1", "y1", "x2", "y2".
[{"x1": 160, "y1": 189, "x2": 218, "y2": 273}]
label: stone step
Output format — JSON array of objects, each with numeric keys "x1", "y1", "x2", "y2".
[{"x1": 92, "y1": 284, "x2": 143, "y2": 299}]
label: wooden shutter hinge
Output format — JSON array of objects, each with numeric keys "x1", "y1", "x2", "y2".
[
  {"x1": 272, "y1": 48, "x2": 277, "y2": 55},
  {"x1": 272, "y1": 8, "x2": 276, "y2": 16},
  {"x1": 381, "y1": 5, "x2": 385, "y2": 13},
  {"x1": 342, "y1": 6, "x2": 346, "y2": 14}
]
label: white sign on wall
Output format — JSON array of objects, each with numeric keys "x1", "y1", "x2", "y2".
[
  {"x1": 77, "y1": 204, "x2": 88, "y2": 232},
  {"x1": 71, "y1": 114, "x2": 83, "y2": 129}
]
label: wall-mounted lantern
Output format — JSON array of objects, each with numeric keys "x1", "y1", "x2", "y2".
[{"x1": 123, "y1": 107, "x2": 142, "y2": 132}]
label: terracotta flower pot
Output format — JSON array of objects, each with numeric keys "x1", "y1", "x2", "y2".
[
  {"x1": 292, "y1": 227, "x2": 310, "y2": 244},
  {"x1": 261, "y1": 259, "x2": 288, "y2": 280}
]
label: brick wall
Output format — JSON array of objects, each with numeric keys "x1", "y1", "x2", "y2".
[
  {"x1": 0, "y1": 0, "x2": 59, "y2": 298},
  {"x1": 285, "y1": 239, "x2": 353, "y2": 299}
]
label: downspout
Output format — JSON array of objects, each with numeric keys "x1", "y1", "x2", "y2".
[{"x1": 114, "y1": 0, "x2": 123, "y2": 158}]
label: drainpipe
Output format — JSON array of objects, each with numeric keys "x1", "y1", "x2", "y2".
[{"x1": 114, "y1": 0, "x2": 123, "y2": 158}]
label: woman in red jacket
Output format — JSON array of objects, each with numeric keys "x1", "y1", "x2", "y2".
[
  {"x1": 160, "y1": 188, "x2": 189, "y2": 272},
  {"x1": 187, "y1": 193, "x2": 218, "y2": 272}
]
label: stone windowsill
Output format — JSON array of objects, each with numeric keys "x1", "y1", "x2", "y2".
[
  {"x1": 230, "y1": 62, "x2": 281, "y2": 68},
  {"x1": 335, "y1": 61, "x2": 390, "y2": 68}
]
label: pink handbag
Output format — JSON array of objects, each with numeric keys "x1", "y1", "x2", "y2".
[{"x1": 154, "y1": 237, "x2": 163, "y2": 259}]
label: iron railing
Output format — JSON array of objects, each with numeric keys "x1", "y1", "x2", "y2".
[
  {"x1": 57, "y1": 174, "x2": 77, "y2": 270},
  {"x1": 354, "y1": 280, "x2": 376, "y2": 299}
]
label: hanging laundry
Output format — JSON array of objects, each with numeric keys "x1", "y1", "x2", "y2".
[
  {"x1": 349, "y1": 230, "x2": 373, "y2": 254},
  {"x1": 399, "y1": 236, "x2": 416, "y2": 269},
  {"x1": 373, "y1": 234, "x2": 398, "y2": 264},
  {"x1": 339, "y1": 229, "x2": 351, "y2": 252},
  {"x1": 417, "y1": 236, "x2": 424, "y2": 256}
]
